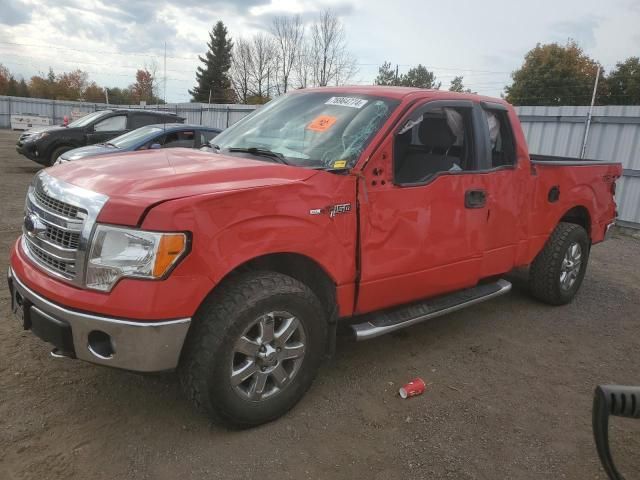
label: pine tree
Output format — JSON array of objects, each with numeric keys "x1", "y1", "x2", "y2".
[{"x1": 190, "y1": 21, "x2": 234, "y2": 103}]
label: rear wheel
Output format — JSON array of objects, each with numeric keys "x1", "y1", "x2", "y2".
[
  {"x1": 180, "y1": 271, "x2": 327, "y2": 428},
  {"x1": 529, "y1": 222, "x2": 590, "y2": 305}
]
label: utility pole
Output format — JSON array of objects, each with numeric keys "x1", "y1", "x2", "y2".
[
  {"x1": 395, "y1": 64, "x2": 399, "y2": 86},
  {"x1": 163, "y1": 41, "x2": 167, "y2": 104},
  {"x1": 581, "y1": 65, "x2": 601, "y2": 159},
  {"x1": 267, "y1": 67, "x2": 270, "y2": 101},
  {"x1": 208, "y1": 88, "x2": 212, "y2": 104},
  {"x1": 104, "y1": 87, "x2": 109, "y2": 105}
]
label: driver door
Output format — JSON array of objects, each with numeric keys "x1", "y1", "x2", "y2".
[{"x1": 356, "y1": 100, "x2": 488, "y2": 314}]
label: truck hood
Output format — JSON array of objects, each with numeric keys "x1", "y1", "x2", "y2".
[{"x1": 49, "y1": 149, "x2": 319, "y2": 225}]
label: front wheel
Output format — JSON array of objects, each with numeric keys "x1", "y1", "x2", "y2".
[
  {"x1": 49, "y1": 145, "x2": 73, "y2": 166},
  {"x1": 179, "y1": 271, "x2": 327, "y2": 428},
  {"x1": 529, "y1": 222, "x2": 590, "y2": 305}
]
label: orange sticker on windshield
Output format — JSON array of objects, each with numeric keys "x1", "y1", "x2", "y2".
[{"x1": 307, "y1": 115, "x2": 337, "y2": 132}]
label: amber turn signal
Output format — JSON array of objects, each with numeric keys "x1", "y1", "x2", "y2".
[{"x1": 153, "y1": 234, "x2": 187, "y2": 277}]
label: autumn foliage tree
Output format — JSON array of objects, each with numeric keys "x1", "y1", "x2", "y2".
[
  {"x1": 129, "y1": 68, "x2": 157, "y2": 103},
  {"x1": 505, "y1": 41, "x2": 606, "y2": 106},
  {"x1": 607, "y1": 57, "x2": 640, "y2": 105}
]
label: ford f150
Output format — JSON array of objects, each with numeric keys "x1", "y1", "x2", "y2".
[{"x1": 7, "y1": 87, "x2": 621, "y2": 427}]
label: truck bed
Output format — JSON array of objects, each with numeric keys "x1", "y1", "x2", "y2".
[{"x1": 528, "y1": 154, "x2": 622, "y2": 246}]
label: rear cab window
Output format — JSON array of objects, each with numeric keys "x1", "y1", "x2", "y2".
[{"x1": 482, "y1": 107, "x2": 516, "y2": 168}]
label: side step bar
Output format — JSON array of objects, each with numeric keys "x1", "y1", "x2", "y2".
[{"x1": 350, "y1": 279, "x2": 512, "y2": 341}]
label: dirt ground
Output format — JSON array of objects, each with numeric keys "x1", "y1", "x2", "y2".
[{"x1": 0, "y1": 128, "x2": 639, "y2": 480}]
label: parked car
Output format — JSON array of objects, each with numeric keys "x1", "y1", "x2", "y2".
[
  {"x1": 16, "y1": 109, "x2": 184, "y2": 166},
  {"x1": 8, "y1": 87, "x2": 621, "y2": 428},
  {"x1": 54, "y1": 124, "x2": 222, "y2": 164}
]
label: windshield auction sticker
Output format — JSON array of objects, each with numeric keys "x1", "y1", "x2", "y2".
[
  {"x1": 325, "y1": 97, "x2": 368, "y2": 109},
  {"x1": 307, "y1": 115, "x2": 338, "y2": 132}
]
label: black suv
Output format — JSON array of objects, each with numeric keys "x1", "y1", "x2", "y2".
[{"x1": 16, "y1": 109, "x2": 185, "y2": 166}]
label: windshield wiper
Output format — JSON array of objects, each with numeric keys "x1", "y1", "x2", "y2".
[
  {"x1": 227, "y1": 147, "x2": 290, "y2": 165},
  {"x1": 104, "y1": 142, "x2": 118, "y2": 148}
]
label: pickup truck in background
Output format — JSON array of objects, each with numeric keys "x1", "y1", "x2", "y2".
[
  {"x1": 7, "y1": 87, "x2": 621, "y2": 427},
  {"x1": 16, "y1": 108, "x2": 184, "y2": 166}
]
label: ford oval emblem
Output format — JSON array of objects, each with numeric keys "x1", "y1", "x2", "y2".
[{"x1": 24, "y1": 213, "x2": 45, "y2": 236}]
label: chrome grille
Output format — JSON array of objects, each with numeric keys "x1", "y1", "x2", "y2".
[
  {"x1": 27, "y1": 239, "x2": 75, "y2": 276},
  {"x1": 34, "y1": 184, "x2": 83, "y2": 219},
  {"x1": 45, "y1": 224, "x2": 80, "y2": 249},
  {"x1": 22, "y1": 171, "x2": 108, "y2": 286}
]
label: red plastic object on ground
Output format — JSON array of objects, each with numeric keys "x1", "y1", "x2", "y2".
[{"x1": 399, "y1": 378, "x2": 426, "y2": 399}]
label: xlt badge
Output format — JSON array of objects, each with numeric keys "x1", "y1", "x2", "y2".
[{"x1": 309, "y1": 203, "x2": 352, "y2": 218}]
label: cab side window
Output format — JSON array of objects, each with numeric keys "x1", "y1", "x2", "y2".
[
  {"x1": 394, "y1": 106, "x2": 475, "y2": 184},
  {"x1": 94, "y1": 115, "x2": 127, "y2": 132},
  {"x1": 483, "y1": 109, "x2": 516, "y2": 168}
]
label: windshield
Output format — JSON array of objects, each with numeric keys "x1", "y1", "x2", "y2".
[
  {"x1": 212, "y1": 92, "x2": 399, "y2": 169},
  {"x1": 67, "y1": 110, "x2": 111, "y2": 128},
  {"x1": 109, "y1": 125, "x2": 164, "y2": 149}
]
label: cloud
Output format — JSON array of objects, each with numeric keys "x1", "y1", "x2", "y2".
[
  {"x1": 549, "y1": 16, "x2": 602, "y2": 50},
  {"x1": 0, "y1": 0, "x2": 32, "y2": 25}
]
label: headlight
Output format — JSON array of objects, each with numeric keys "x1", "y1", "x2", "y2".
[
  {"x1": 28, "y1": 132, "x2": 48, "y2": 141},
  {"x1": 85, "y1": 225, "x2": 188, "y2": 291}
]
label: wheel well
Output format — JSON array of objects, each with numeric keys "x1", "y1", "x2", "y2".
[
  {"x1": 47, "y1": 143, "x2": 74, "y2": 161},
  {"x1": 221, "y1": 253, "x2": 338, "y2": 321},
  {"x1": 560, "y1": 206, "x2": 591, "y2": 235}
]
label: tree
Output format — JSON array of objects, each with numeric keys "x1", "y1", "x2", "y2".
[
  {"x1": 0, "y1": 64, "x2": 10, "y2": 94},
  {"x1": 230, "y1": 37, "x2": 253, "y2": 103},
  {"x1": 6, "y1": 76, "x2": 19, "y2": 96},
  {"x1": 17, "y1": 78, "x2": 30, "y2": 97},
  {"x1": 84, "y1": 82, "x2": 105, "y2": 102},
  {"x1": 606, "y1": 57, "x2": 640, "y2": 105},
  {"x1": 309, "y1": 9, "x2": 356, "y2": 87},
  {"x1": 130, "y1": 69, "x2": 155, "y2": 103},
  {"x1": 400, "y1": 64, "x2": 440, "y2": 89},
  {"x1": 505, "y1": 40, "x2": 605, "y2": 106},
  {"x1": 449, "y1": 75, "x2": 472, "y2": 93},
  {"x1": 190, "y1": 21, "x2": 234, "y2": 103},
  {"x1": 249, "y1": 33, "x2": 276, "y2": 100},
  {"x1": 271, "y1": 15, "x2": 304, "y2": 94},
  {"x1": 29, "y1": 74, "x2": 53, "y2": 98},
  {"x1": 107, "y1": 87, "x2": 132, "y2": 105},
  {"x1": 375, "y1": 62, "x2": 398, "y2": 86},
  {"x1": 56, "y1": 69, "x2": 89, "y2": 100}
]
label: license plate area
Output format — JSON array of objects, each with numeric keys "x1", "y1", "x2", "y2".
[{"x1": 9, "y1": 281, "x2": 31, "y2": 329}]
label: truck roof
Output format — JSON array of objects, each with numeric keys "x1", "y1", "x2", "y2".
[{"x1": 298, "y1": 85, "x2": 510, "y2": 105}]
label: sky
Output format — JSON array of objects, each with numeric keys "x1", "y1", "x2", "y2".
[{"x1": 0, "y1": 0, "x2": 639, "y2": 103}]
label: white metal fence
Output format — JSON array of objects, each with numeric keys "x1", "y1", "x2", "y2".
[
  {"x1": 515, "y1": 106, "x2": 640, "y2": 229},
  {"x1": 0, "y1": 95, "x2": 258, "y2": 131}
]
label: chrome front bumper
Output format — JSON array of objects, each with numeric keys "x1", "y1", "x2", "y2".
[{"x1": 7, "y1": 268, "x2": 191, "y2": 372}]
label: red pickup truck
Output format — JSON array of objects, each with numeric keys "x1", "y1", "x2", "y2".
[{"x1": 8, "y1": 87, "x2": 621, "y2": 427}]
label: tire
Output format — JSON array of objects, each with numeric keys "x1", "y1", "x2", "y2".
[
  {"x1": 179, "y1": 271, "x2": 327, "y2": 428},
  {"x1": 529, "y1": 222, "x2": 590, "y2": 305},
  {"x1": 49, "y1": 146, "x2": 73, "y2": 166}
]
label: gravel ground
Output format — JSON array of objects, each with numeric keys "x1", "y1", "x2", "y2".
[{"x1": 0, "y1": 129, "x2": 639, "y2": 480}]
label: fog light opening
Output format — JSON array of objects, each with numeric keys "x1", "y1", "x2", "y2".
[{"x1": 87, "y1": 330, "x2": 114, "y2": 359}]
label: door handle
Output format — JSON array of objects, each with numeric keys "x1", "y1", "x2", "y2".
[{"x1": 465, "y1": 189, "x2": 487, "y2": 209}]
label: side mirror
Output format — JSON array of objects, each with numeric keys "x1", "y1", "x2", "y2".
[
  {"x1": 150, "y1": 143, "x2": 162, "y2": 150},
  {"x1": 592, "y1": 385, "x2": 640, "y2": 480}
]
